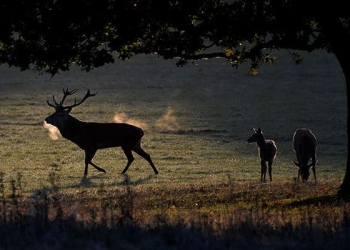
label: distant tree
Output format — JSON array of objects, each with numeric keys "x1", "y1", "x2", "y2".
[{"x1": 1, "y1": 0, "x2": 350, "y2": 199}]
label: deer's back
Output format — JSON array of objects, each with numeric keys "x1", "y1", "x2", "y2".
[
  {"x1": 293, "y1": 129, "x2": 317, "y2": 154},
  {"x1": 259, "y1": 139, "x2": 277, "y2": 161},
  {"x1": 71, "y1": 122, "x2": 144, "y2": 150}
]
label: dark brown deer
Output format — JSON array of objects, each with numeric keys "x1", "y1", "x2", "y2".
[
  {"x1": 247, "y1": 127, "x2": 277, "y2": 182},
  {"x1": 292, "y1": 128, "x2": 317, "y2": 182},
  {"x1": 45, "y1": 88, "x2": 159, "y2": 177}
]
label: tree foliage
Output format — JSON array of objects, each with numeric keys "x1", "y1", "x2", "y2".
[
  {"x1": 0, "y1": 0, "x2": 348, "y2": 75},
  {"x1": 1, "y1": 0, "x2": 350, "y2": 198}
]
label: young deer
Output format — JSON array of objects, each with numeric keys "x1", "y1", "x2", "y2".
[
  {"x1": 247, "y1": 127, "x2": 277, "y2": 182},
  {"x1": 45, "y1": 88, "x2": 159, "y2": 177}
]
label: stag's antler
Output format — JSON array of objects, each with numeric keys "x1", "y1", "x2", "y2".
[{"x1": 47, "y1": 87, "x2": 98, "y2": 111}]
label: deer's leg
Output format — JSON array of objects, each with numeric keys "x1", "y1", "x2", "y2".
[
  {"x1": 268, "y1": 161, "x2": 272, "y2": 182},
  {"x1": 121, "y1": 146, "x2": 135, "y2": 174},
  {"x1": 133, "y1": 143, "x2": 159, "y2": 174},
  {"x1": 311, "y1": 157, "x2": 317, "y2": 182},
  {"x1": 260, "y1": 160, "x2": 266, "y2": 182},
  {"x1": 296, "y1": 155, "x2": 301, "y2": 181},
  {"x1": 84, "y1": 149, "x2": 106, "y2": 176},
  {"x1": 312, "y1": 167, "x2": 316, "y2": 182}
]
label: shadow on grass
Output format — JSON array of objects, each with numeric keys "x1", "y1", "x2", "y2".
[
  {"x1": 80, "y1": 173, "x2": 155, "y2": 186},
  {"x1": 61, "y1": 172, "x2": 156, "y2": 189},
  {"x1": 286, "y1": 194, "x2": 340, "y2": 207}
]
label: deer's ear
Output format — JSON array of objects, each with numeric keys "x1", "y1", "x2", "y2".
[
  {"x1": 293, "y1": 161, "x2": 300, "y2": 168},
  {"x1": 257, "y1": 127, "x2": 262, "y2": 133},
  {"x1": 67, "y1": 107, "x2": 72, "y2": 113}
]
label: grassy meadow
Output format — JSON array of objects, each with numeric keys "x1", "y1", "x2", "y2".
[{"x1": 0, "y1": 50, "x2": 349, "y2": 249}]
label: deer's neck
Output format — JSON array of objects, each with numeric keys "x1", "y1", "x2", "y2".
[
  {"x1": 256, "y1": 136, "x2": 266, "y2": 149},
  {"x1": 60, "y1": 116, "x2": 84, "y2": 140}
]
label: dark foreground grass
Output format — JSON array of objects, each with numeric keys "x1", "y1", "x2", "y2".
[{"x1": 0, "y1": 172, "x2": 349, "y2": 250}]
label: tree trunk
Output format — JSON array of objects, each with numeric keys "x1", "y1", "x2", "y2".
[
  {"x1": 316, "y1": 15, "x2": 350, "y2": 201},
  {"x1": 337, "y1": 68, "x2": 350, "y2": 201},
  {"x1": 331, "y1": 27, "x2": 350, "y2": 201}
]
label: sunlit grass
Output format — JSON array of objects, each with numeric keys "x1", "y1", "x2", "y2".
[{"x1": 0, "y1": 50, "x2": 346, "y2": 192}]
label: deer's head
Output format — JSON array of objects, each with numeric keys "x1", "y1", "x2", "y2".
[
  {"x1": 247, "y1": 127, "x2": 264, "y2": 144},
  {"x1": 45, "y1": 88, "x2": 98, "y2": 130},
  {"x1": 293, "y1": 160, "x2": 317, "y2": 182}
]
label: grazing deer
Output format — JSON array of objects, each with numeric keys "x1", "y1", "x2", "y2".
[
  {"x1": 292, "y1": 128, "x2": 317, "y2": 182},
  {"x1": 247, "y1": 127, "x2": 277, "y2": 182},
  {"x1": 45, "y1": 88, "x2": 159, "y2": 177}
]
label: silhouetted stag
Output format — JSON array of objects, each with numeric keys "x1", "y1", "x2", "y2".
[
  {"x1": 292, "y1": 128, "x2": 317, "y2": 182},
  {"x1": 45, "y1": 88, "x2": 159, "y2": 177},
  {"x1": 247, "y1": 127, "x2": 277, "y2": 182}
]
